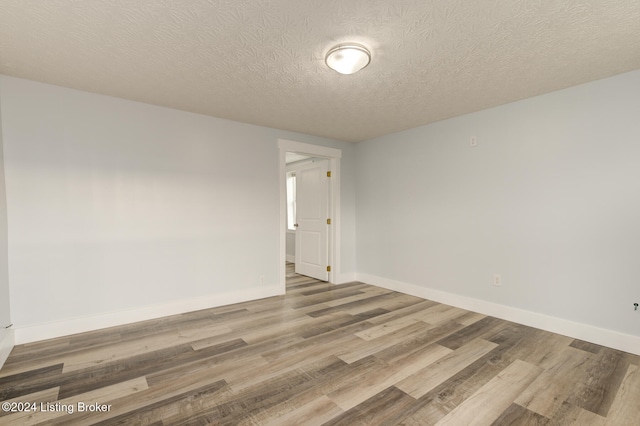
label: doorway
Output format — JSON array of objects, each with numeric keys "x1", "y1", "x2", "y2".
[{"x1": 278, "y1": 139, "x2": 342, "y2": 293}]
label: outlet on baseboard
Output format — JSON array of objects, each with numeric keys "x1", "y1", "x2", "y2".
[{"x1": 493, "y1": 273, "x2": 502, "y2": 287}]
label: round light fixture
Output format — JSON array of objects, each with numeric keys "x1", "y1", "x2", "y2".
[{"x1": 325, "y1": 44, "x2": 371, "y2": 75}]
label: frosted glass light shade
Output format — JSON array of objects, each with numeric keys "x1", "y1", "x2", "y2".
[{"x1": 325, "y1": 44, "x2": 371, "y2": 75}]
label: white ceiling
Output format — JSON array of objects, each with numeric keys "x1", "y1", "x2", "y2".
[{"x1": 1, "y1": 1, "x2": 639, "y2": 143}]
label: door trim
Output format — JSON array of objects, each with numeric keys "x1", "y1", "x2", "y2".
[{"x1": 278, "y1": 139, "x2": 342, "y2": 292}]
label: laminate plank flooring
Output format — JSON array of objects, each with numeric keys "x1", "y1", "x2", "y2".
[{"x1": 1, "y1": 263, "x2": 639, "y2": 425}]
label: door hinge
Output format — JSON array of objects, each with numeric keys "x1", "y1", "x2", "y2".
[
  {"x1": 326, "y1": 171, "x2": 331, "y2": 178},
  {"x1": 327, "y1": 218, "x2": 331, "y2": 225},
  {"x1": 326, "y1": 265, "x2": 331, "y2": 272}
]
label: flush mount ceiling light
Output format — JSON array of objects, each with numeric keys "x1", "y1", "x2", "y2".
[{"x1": 325, "y1": 44, "x2": 371, "y2": 75}]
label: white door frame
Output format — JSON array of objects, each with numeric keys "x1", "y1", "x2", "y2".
[{"x1": 278, "y1": 139, "x2": 341, "y2": 292}]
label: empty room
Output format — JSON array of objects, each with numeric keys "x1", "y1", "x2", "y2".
[{"x1": 1, "y1": 1, "x2": 639, "y2": 425}]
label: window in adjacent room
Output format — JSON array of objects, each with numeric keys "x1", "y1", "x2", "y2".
[{"x1": 286, "y1": 171, "x2": 296, "y2": 231}]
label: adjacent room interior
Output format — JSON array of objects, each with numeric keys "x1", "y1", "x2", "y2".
[{"x1": 0, "y1": 1, "x2": 639, "y2": 424}]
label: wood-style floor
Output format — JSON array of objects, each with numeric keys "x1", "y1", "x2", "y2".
[{"x1": 1, "y1": 264, "x2": 639, "y2": 425}]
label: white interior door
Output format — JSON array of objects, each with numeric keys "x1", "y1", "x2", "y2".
[{"x1": 295, "y1": 160, "x2": 329, "y2": 281}]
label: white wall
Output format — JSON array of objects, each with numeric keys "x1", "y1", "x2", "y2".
[
  {"x1": 6, "y1": 67, "x2": 638, "y2": 354},
  {"x1": 356, "y1": 70, "x2": 640, "y2": 352},
  {"x1": 0, "y1": 84, "x2": 13, "y2": 368},
  {"x1": 285, "y1": 232, "x2": 295, "y2": 262},
  {"x1": 0, "y1": 75, "x2": 356, "y2": 343}
]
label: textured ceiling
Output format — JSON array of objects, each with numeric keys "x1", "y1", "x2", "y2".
[{"x1": 1, "y1": 1, "x2": 639, "y2": 143}]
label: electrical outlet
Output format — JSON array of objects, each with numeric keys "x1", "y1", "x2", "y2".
[
  {"x1": 493, "y1": 273, "x2": 502, "y2": 287},
  {"x1": 470, "y1": 136, "x2": 477, "y2": 147}
]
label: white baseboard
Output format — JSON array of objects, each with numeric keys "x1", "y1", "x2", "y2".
[
  {"x1": 358, "y1": 273, "x2": 640, "y2": 356},
  {"x1": 0, "y1": 328, "x2": 15, "y2": 371},
  {"x1": 286, "y1": 254, "x2": 295, "y2": 263},
  {"x1": 14, "y1": 285, "x2": 282, "y2": 345}
]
